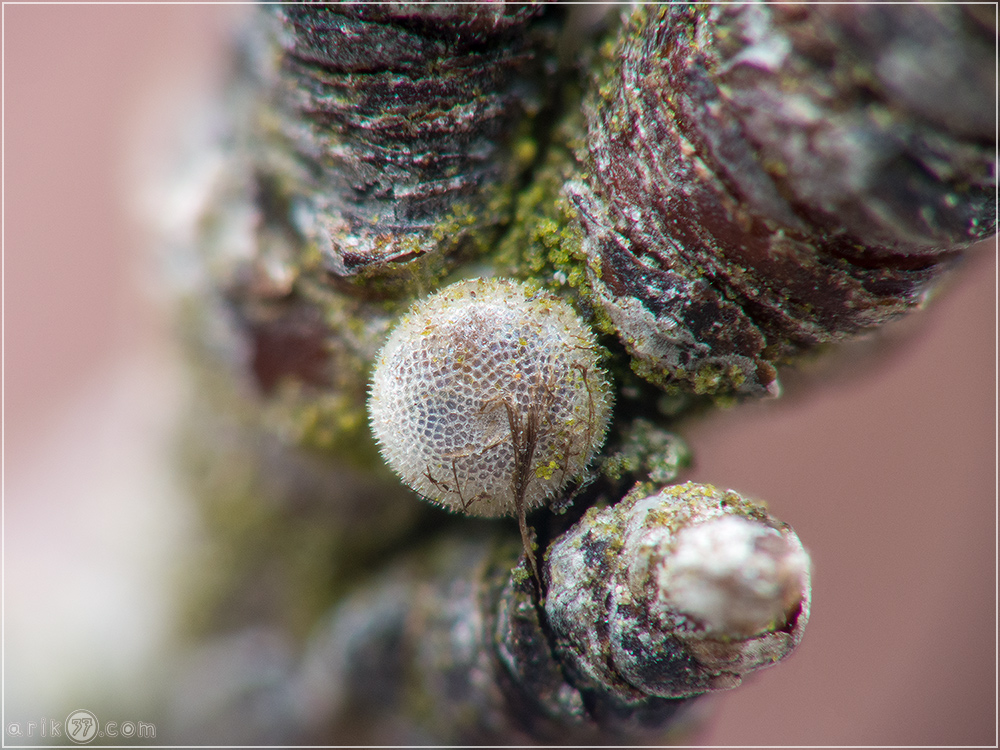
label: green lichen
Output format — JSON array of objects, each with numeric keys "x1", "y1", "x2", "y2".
[
  {"x1": 535, "y1": 460, "x2": 559, "y2": 480},
  {"x1": 262, "y1": 385, "x2": 376, "y2": 464},
  {"x1": 493, "y1": 160, "x2": 587, "y2": 294},
  {"x1": 490, "y1": 81, "x2": 596, "y2": 306},
  {"x1": 510, "y1": 563, "x2": 532, "y2": 587},
  {"x1": 173, "y1": 376, "x2": 424, "y2": 643},
  {"x1": 601, "y1": 419, "x2": 691, "y2": 484}
]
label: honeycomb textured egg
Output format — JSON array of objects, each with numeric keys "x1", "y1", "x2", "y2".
[{"x1": 369, "y1": 278, "x2": 613, "y2": 518}]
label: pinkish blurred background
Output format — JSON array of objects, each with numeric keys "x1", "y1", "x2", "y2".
[{"x1": 4, "y1": 5, "x2": 996, "y2": 745}]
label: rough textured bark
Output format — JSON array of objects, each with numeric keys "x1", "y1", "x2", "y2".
[{"x1": 163, "y1": 4, "x2": 995, "y2": 744}]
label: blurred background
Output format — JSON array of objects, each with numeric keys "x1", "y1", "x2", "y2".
[{"x1": 4, "y1": 4, "x2": 995, "y2": 745}]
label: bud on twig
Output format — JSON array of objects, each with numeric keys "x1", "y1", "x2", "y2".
[
  {"x1": 572, "y1": 4, "x2": 994, "y2": 396},
  {"x1": 260, "y1": 5, "x2": 552, "y2": 284},
  {"x1": 287, "y1": 482, "x2": 809, "y2": 744},
  {"x1": 160, "y1": 3, "x2": 990, "y2": 743},
  {"x1": 544, "y1": 482, "x2": 810, "y2": 700}
]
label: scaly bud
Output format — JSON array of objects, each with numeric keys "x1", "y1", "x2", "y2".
[{"x1": 544, "y1": 482, "x2": 811, "y2": 698}]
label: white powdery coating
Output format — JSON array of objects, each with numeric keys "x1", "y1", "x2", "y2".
[
  {"x1": 657, "y1": 515, "x2": 809, "y2": 637},
  {"x1": 369, "y1": 278, "x2": 612, "y2": 517}
]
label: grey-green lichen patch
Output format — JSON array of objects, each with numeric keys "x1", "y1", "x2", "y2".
[
  {"x1": 492, "y1": 122, "x2": 590, "y2": 298},
  {"x1": 600, "y1": 419, "x2": 691, "y2": 485},
  {"x1": 260, "y1": 386, "x2": 369, "y2": 459},
  {"x1": 171, "y1": 282, "x2": 435, "y2": 643},
  {"x1": 172, "y1": 378, "x2": 425, "y2": 644}
]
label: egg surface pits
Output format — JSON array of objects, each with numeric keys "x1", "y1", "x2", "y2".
[{"x1": 369, "y1": 278, "x2": 612, "y2": 517}]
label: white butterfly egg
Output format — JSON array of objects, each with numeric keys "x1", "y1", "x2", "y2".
[{"x1": 369, "y1": 278, "x2": 613, "y2": 519}]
